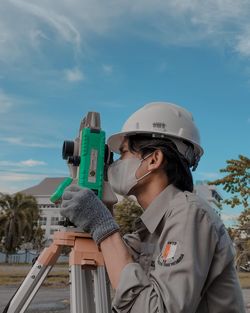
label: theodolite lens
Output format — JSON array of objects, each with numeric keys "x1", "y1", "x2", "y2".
[{"x1": 62, "y1": 141, "x2": 75, "y2": 160}]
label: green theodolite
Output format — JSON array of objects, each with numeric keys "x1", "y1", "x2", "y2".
[{"x1": 50, "y1": 111, "x2": 117, "y2": 208}]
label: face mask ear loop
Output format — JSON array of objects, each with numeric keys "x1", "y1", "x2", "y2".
[
  {"x1": 136, "y1": 170, "x2": 152, "y2": 183},
  {"x1": 140, "y1": 152, "x2": 154, "y2": 162},
  {"x1": 136, "y1": 152, "x2": 154, "y2": 182}
]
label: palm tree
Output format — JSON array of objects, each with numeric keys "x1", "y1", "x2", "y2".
[{"x1": 0, "y1": 192, "x2": 40, "y2": 262}]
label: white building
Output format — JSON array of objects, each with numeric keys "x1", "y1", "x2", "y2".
[
  {"x1": 194, "y1": 180, "x2": 223, "y2": 215},
  {"x1": 19, "y1": 178, "x2": 223, "y2": 243},
  {"x1": 19, "y1": 177, "x2": 66, "y2": 244}
]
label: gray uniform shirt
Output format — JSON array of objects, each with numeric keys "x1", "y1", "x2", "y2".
[{"x1": 112, "y1": 184, "x2": 245, "y2": 313}]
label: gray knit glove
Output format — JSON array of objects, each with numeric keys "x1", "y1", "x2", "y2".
[{"x1": 61, "y1": 184, "x2": 119, "y2": 245}]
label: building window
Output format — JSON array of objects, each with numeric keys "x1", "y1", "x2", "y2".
[
  {"x1": 40, "y1": 204, "x2": 57, "y2": 208},
  {"x1": 211, "y1": 190, "x2": 222, "y2": 203},
  {"x1": 39, "y1": 216, "x2": 47, "y2": 226},
  {"x1": 50, "y1": 229, "x2": 59, "y2": 235},
  {"x1": 51, "y1": 216, "x2": 60, "y2": 225}
]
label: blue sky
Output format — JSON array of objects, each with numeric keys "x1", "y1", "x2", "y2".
[{"x1": 0, "y1": 0, "x2": 249, "y2": 226}]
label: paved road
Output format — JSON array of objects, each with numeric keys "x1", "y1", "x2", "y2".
[
  {"x1": 0, "y1": 286, "x2": 70, "y2": 313},
  {"x1": 1, "y1": 285, "x2": 250, "y2": 312}
]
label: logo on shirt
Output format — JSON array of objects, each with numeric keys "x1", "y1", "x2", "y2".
[{"x1": 158, "y1": 241, "x2": 184, "y2": 267}]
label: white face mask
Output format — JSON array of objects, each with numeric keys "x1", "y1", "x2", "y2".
[{"x1": 107, "y1": 154, "x2": 152, "y2": 196}]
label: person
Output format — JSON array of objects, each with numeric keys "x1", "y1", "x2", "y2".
[{"x1": 61, "y1": 102, "x2": 245, "y2": 312}]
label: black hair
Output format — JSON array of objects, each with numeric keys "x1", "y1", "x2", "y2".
[{"x1": 127, "y1": 134, "x2": 194, "y2": 192}]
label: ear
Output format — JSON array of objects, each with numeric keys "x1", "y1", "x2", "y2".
[{"x1": 148, "y1": 150, "x2": 165, "y2": 170}]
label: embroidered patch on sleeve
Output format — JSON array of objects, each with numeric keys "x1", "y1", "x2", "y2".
[{"x1": 158, "y1": 241, "x2": 184, "y2": 267}]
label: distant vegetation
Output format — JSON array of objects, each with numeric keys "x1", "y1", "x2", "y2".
[
  {"x1": 209, "y1": 155, "x2": 250, "y2": 270},
  {"x1": 0, "y1": 192, "x2": 44, "y2": 262}
]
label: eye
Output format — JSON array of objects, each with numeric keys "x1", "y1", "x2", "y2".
[
  {"x1": 120, "y1": 147, "x2": 128, "y2": 155},
  {"x1": 119, "y1": 149, "x2": 130, "y2": 160}
]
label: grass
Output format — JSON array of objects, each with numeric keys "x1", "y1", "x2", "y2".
[
  {"x1": 0, "y1": 264, "x2": 69, "y2": 287},
  {"x1": 1, "y1": 264, "x2": 250, "y2": 289},
  {"x1": 238, "y1": 272, "x2": 250, "y2": 289}
]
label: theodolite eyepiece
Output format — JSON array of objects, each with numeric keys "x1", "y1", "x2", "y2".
[{"x1": 62, "y1": 140, "x2": 75, "y2": 160}]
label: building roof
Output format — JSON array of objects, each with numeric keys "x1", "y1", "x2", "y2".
[{"x1": 18, "y1": 177, "x2": 66, "y2": 196}]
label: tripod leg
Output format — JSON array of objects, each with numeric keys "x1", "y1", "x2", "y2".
[
  {"x1": 5, "y1": 261, "x2": 54, "y2": 313},
  {"x1": 93, "y1": 266, "x2": 112, "y2": 313},
  {"x1": 4, "y1": 244, "x2": 61, "y2": 313},
  {"x1": 70, "y1": 264, "x2": 95, "y2": 313}
]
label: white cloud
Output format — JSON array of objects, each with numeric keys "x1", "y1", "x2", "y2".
[
  {"x1": 0, "y1": 170, "x2": 68, "y2": 194},
  {"x1": 1, "y1": 137, "x2": 23, "y2": 145},
  {"x1": 235, "y1": 29, "x2": 250, "y2": 57},
  {"x1": 0, "y1": 95, "x2": 65, "y2": 154},
  {"x1": 0, "y1": 137, "x2": 59, "y2": 148},
  {"x1": 0, "y1": 1, "x2": 81, "y2": 65},
  {"x1": 0, "y1": 159, "x2": 47, "y2": 167},
  {"x1": 0, "y1": 90, "x2": 13, "y2": 113},
  {"x1": 0, "y1": 172, "x2": 46, "y2": 182},
  {"x1": 1, "y1": 0, "x2": 250, "y2": 66},
  {"x1": 29, "y1": 29, "x2": 49, "y2": 48},
  {"x1": 102, "y1": 64, "x2": 113, "y2": 75},
  {"x1": 0, "y1": 172, "x2": 47, "y2": 194},
  {"x1": 197, "y1": 171, "x2": 220, "y2": 180},
  {"x1": 0, "y1": 160, "x2": 47, "y2": 193},
  {"x1": 20, "y1": 159, "x2": 47, "y2": 167},
  {"x1": 10, "y1": 0, "x2": 81, "y2": 48},
  {"x1": 0, "y1": 184, "x2": 18, "y2": 194},
  {"x1": 221, "y1": 213, "x2": 239, "y2": 226},
  {"x1": 64, "y1": 68, "x2": 85, "y2": 82}
]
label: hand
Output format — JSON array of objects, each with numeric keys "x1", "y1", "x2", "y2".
[{"x1": 61, "y1": 184, "x2": 119, "y2": 244}]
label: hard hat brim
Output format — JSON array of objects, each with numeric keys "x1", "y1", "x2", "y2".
[
  {"x1": 108, "y1": 130, "x2": 164, "y2": 154},
  {"x1": 108, "y1": 130, "x2": 204, "y2": 157},
  {"x1": 107, "y1": 131, "x2": 139, "y2": 154}
]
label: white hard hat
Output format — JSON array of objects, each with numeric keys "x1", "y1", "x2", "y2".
[{"x1": 107, "y1": 102, "x2": 204, "y2": 170}]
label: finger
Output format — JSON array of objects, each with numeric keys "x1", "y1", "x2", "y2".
[{"x1": 61, "y1": 199, "x2": 71, "y2": 208}]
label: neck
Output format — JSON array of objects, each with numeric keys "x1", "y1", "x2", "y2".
[{"x1": 133, "y1": 172, "x2": 169, "y2": 209}]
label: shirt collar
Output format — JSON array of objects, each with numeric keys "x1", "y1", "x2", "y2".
[{"x1": 139, "y1": 184, "x2": 182, "y2": 234}]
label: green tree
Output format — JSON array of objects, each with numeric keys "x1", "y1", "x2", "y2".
[
  {"x1": 31, "y1": 226, "x2": 45, "y2": 251},
  {"x1": 0, "y1": 192, "x2": 41, "y2": 262},
  {"x1": 227, "y1": 227, "x2": 238, "y2": 241},
  {"x1": 114, "y1": 197, "x2": 143, "y2": 235},
  {"x1": 209, "y1": 155, "x2": 250, "y2": 270},
  {"x1": 234, "y1": 210, "x2": 250, "y2": 270},
  {"x1": 209, "y1": 155, "x2": 249, "y2": 209}
]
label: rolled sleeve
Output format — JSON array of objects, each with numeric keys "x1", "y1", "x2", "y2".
[{"x1": 112, "y1": 263, "x2": 159, "y2": 313}]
